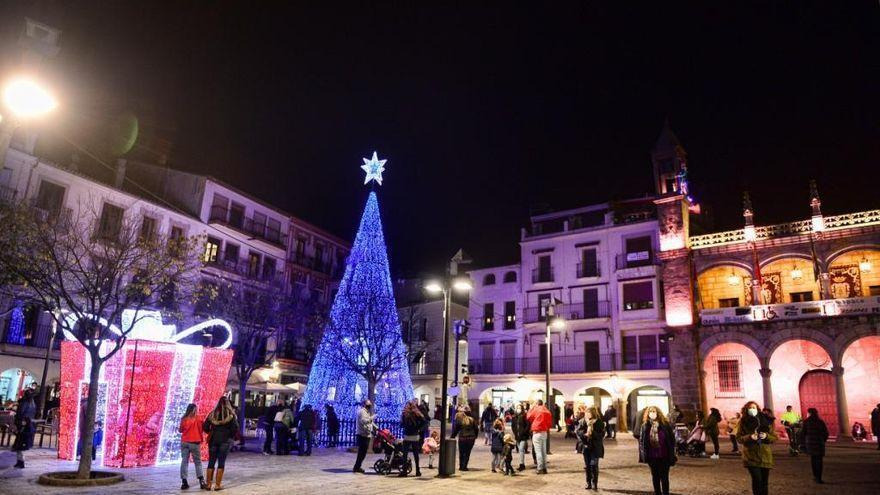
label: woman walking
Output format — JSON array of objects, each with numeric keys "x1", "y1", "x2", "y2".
[
  {"x1": 203, "y1": 396, "x2": 238, "y2": 491},
  {"x1": 727, "y1": 412, "x2": 741, "y2": 453},
  {"x1": 11, "y1": 389, "x2": 36, "y2": 469},
  {"x1": 481, "y1": 404, "x2": 498, "y2": 445},
  {"x1": 735, "y1": 401, "x2": 777, "y2": 495},
  {"x1": 490, "y1": 418, "x2": 505, "y2": 473},
  {"x1": 400, "y1": 399, "x2": 427, "y2": 476},
  {"x1": 178, "y1": 403, "x2": 207, "y2": 490},
  {"x1": 705, "y1": 408, "x2": 722, "y2": 459},
  {"x1": 511, "y1": 403, "x2": 531, "y2": 471},
  {"x1": 577, "y1": 405, "x2": 605, "y2": 490},
  {"x1": 801, "y1": 408, "x2": 829, "y2": 484},
  {"x1": 638, "y1": 406, "x2": 676, "y2": 495},
  {"x1": 450, "y1": 405, "x2": 479, "y2": 471}
]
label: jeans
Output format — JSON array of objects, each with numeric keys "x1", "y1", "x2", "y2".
[
  {"x1": 262, "y1": 424, "x2": 274, "y2": 453},
  {"x1": 606, "y1": 423, "x2": 617, "y2": 438},
  {"x1": 180, "y1": 442, "x2": 203, "y2": 479},
  {"x1": 483, "y1": 422, "x2": 493, "y2": 443},
  {"x1": 298, "y1": 429, "x2": 313, "y2": 455},
  {"x1": 327, "y1": 429, "x2": 339, "y2": 447},
  {"x1": 517, "y1": 440, "x2": 528, "y2": 466},
  {"x1": 207, "y1": 440, "x2": 232, "y2": 469},
  {"x1": 532, "y1": 431, "x2": 548, "y2": 471},
  {"x1": 354, "y1": 435, "x2": 370, "y2": 470},
  {"x1": 648, "y1": 459, "x2": 671, "y2": 495},
  {"x1": 582, "y1": 450, "x2": 599, "y2": 467},
  {"x1": 709, "y1": 432, "x2": 720, "y2": 455},
  {"x1": 730, "y1": 434, "x2": 739, "y2": 451},
  {"x1": 746, "y1": 466, "x2": 770, "y2": 495},
  {"x1": 458, "y1": 439, "x2": 475, "y2": 469},
  {"x1": 491, "y1": 452, "x2": 502, "y2": 471},
  {"x1": 274, "y1": 423, "x2": 289, "y2": 454},
  {"x1": 401, "y1": 439, "x2": 421, "y2": 472},
  {"x1": 810, "y1": 455, "x2": 823, "y2": 481}
]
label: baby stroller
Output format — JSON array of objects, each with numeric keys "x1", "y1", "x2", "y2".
[
  {"x1": 372, "y1": 428, "x2": 413, "y2": 476},
  {"x1": 673, "y1": 423, "x2": 690, "y2": 456},
  {"x1": 686, "y1": 423, "x2": 707, "y2": 457}
]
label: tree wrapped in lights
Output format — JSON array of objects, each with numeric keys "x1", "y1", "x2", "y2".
[{"x1": 302, "y1": 191, "x2": 413, "y2": 421}]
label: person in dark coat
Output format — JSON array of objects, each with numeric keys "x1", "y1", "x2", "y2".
[
  {"x1": 736, "y1": 401, "x2": 777, "y2": 495},
  {"x1": 295, "y1": 405, "x2": 316, "y2": 455},
  {"x1": 400, "y1": 399, "x2": 428, "y2": 477},
  {"x1": 325, "y1": 404, "x2": 340, "y2": 447},
  {"x1": 451, "y1": 405, "x2": 479, "y2": 471},
  {"x1": 511, "y1": 404, "x2": 531, "y2": 471},
  {"x1": 871, "y1": 403, "x2": 880, "y2": 450},
  {"x1": 262, "y1": 400, "x2": 282, "y2": 454},
  {"x1": 203, "y1": 396, "x2": 238, "y2": 490},
  {"x1": 704, "y1": 408, "x2": 722, "y2": 458},
  {"x1": 577, "y1": 405, "x2": 606, "y2": 491},
  {"x1": 801, "y1": 408, "x2": 829, "y2": 484},
  {"x1": 12, "y1": 389, "x2": 36, "y2": 469},
  {"x1": 481, "y1": 404, "x2": 498, "y2": 445},
  {"x1": 638, "y1": 406, "x2": 676, "y2": 495}
]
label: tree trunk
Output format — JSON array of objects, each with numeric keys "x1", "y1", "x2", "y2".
[
  {"x1": 367, "y1": 378, "x2": 376, "y2": 406},
  {"x1": 238, "y1": 377, "x2": 248, "y2": 449},
  {"x1": 76, "y1": 351, "x2": 102, "y2": 478}
]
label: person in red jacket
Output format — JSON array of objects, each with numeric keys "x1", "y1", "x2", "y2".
[
  {"x1": 178, "y1": 403, "x2": 207, "y2": 490},
  {"x1": 526, "y1": 399, "x2": 553, "y2": 474}
]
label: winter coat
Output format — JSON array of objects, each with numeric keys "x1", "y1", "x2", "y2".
[
  {"x1": 451, "y1": 412, "x2": 479, "y2": 441},
  {"x1": 275, "y1": 408, "x2": 294, "y2": 428},
  {"x1": 356, "y1": 407, "x2": 375, "y2": 437},
  {"x1": 481, "y1": 407, "x2": 498, "y2": 425},
  {"x1": 638, "y1": 420, "x2": 676, "y2": 464},
  {"x1": 526, "y1": 405, "x2": 553, "y2": 432},
  {"x1": 203, "y1": 409, "x2": 238, "y2": 446},
  {"x1": 871, "y1": 407, "x2": 880, "y2": 435},
  {"x1": 402, "y1": 411, "x2": 428, "y2": 436},
  {"x1": 326, "y1": 408, "x2": 340, "y2": 434},
  {"x1": 12, "y1": 397, "x2": 36, "y2": 452},
  {"x1": 703, "y1": 414, "x2": 720, "y2": 437},
  {"x1": 577, "y1": 417, "x2": 605, "y2": 458},
  {"x1": 512, "y1": 412, "x2": 531, "y2": 442},
  {"x1": 801, "y1": 415, "x2": 829, "y2": 457},
  {"x1": 490, "y1": 429, "x2": 505, "y2": 453},
  {"x1": 735, "y1": 414, "x2": 777, "y2": 469},
  {"x1": 502, "y1": 442, "x2": 514, "y2": 461},
  {"x1": 422, "y1": 436, "x2": 439, "y2": 454},
  {"x1": 263, "y1": 404, "x2": 281, "y2": 424},
  {"x1": 295, "y1": 408, "x2": 316, "y2": 431}
]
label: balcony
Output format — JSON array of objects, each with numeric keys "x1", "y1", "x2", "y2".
[
  {"x1": 209, "y1": 205, "x2": 285, "y2": 248},
  {"x1": 531, "y1": 267, "x2": 554, "y2": 284},
  {"x1": 409, "y1": 360, "x2": 446, "y2": 375},
  {"x1": 467, "y1": 353, "x2": 667, "y2": 375},
  {"x1": 576, "y1": 261, "x2": 601, "y2": 278},
  {"x1": 289, "y1": 252, "x2": 338, "y2": 277},
  {"x1": 204, "y1": 251, "x2": 283, "y2": 284},
  {"x1": 699, "y1": 295, "x2": 880, "y2": 326},
  {"x1": 523, "y1": 301, "x2": 610, "y2": 324}
]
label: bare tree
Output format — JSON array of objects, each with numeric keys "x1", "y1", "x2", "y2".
[{"x1": 0, "y1": 198, "x2": 201, "y2": 478}]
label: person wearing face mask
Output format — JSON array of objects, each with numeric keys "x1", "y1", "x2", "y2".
[
  {"x1": 735, "y1": 401, "x2": 777, "y2": 495},
  {"x1": 637, "y1": 406, "x2": 676, "y2": 495},
  {"x1": 577, "y1": 405, "x2": 605, "y2": 490},
  {"x1": 511, "y1": 403, "x2": 531, "y2": 471}
]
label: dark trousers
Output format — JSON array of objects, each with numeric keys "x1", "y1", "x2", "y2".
[
  {"x1": 810, "y1": 455, "x2": 823, "y2": 481},
  {"x1": 730, "y1": 434, "x2": 739, "y2": 452},
  {"x1": 298, "y1": 430, "x2": 313, "y2": 455},
  {"x1": 328, "y1": 430, "x2": 339, "y2": 447},
  {"x1": 709, "y1": 432, "x2": 720, "y2": 454},
  {"x1": 606, "y1": 423, "x2": 616, "y2": 438},
  {"x1": 354, "y1": 434, "x2": 370, "y2": 470},
  {"x1": 263, "y1": 424, "x2": 274, "y2": 453},
  {"x1": 207, "y1": 440, "x2": 232, "y2": 469},
  {"x1": 504, "y1": 457, "x2": 513, "y2": 474},
  {"x1": 274, "y1": 423, "x2": 289, "y2": 454},
  {"x1": 458, "y1": 439, "x2": 475, "y2": 469},
  {"x1": 648, "y1": 459, "x2": 671, "y2": 495},
  {"x1": 402, "y1": 440, "x2": 421, "y2": 472},
  {"x1": 746, "y1": 466, "x2": 770, "y2": 495}
]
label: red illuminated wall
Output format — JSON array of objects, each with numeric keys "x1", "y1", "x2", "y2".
[
  {"x1": 702, "y1": 342, "x2": 762, "y2": 423},
  {"x1": 841, "y1": 336, "x2": 880, "y2": 435}
]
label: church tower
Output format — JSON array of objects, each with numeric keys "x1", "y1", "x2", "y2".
[{"x1": 651, "y1": 119, "x2": 689, "y2": 196}]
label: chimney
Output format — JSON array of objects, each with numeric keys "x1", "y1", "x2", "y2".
[{"x1": 114, "y1": 158, "x2": 127, "y2": 189}]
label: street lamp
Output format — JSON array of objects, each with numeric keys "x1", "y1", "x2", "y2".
[
  {"x1": 425, "y1": 270, "x2": 472, "y2": 478},
  {"x1": 543, "y1": 298, "x2": 564, "y2": 454},
  {"x1": 0, "y1": 76, "x2": 57, "y2": 164}
]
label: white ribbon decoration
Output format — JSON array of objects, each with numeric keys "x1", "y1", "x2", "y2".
[{"x1": 60, "y1": 309, "x2": 233, "y2": 349}]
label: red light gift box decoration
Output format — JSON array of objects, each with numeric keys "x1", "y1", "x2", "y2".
[{"x1": 58, "y1": 311, "x2": 233, "y2": 468}]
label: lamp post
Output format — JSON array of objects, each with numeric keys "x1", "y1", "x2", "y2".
[
  {"x1": 35, "y1": 310, "x2": 58, "y2": 418},
  {"x1": 0, "y1": 77, "x2": 58, "y2": 160},
  {"x1": 543, "y1": 298, "x2": 564, "y2": 454},
  {"x1": 425, "y1": 259, "x2": 472, "y2": 478}
]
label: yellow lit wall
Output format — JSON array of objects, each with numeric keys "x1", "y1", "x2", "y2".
[
  {"x1": 697, "y1": 265, "x2": 751, "y2": 309},
  {"x1": 762, "y1": 258, "x2": 819, "y2": 302},
  {"x1": 828, "y1": 249, "x2": 880, "y2": 296}
]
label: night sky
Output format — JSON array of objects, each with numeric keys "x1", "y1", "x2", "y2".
[{"x1": 2, "y1": 2, "x2": 879, "y2": 276}]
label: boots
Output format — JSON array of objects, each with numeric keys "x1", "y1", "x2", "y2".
[
  {"x1": 585, "y1": 467, "x2": 593, "y2": 490},
  {"x1": 591, "y1": 465, "x2": 599, "y2": 490},
  {"x1": 214, "y1": 468, "x2": 224, "y2": 491},
  {"x1": 14, "y1": 460, "x2": 24, "y2": 469},
  {"x1": 198, "y1": 477, "x2": 207, "y2": 490},
  {"x1": 181, "y1": 478, "x2": 190, "y2": 490},
  {"x1": 203, "y1": 469, "x2": 213, "y2": 491}
]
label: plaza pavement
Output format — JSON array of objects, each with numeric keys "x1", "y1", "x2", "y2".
[{"x1": 1, "y1": 432, "x2": 879, "y2": 495}]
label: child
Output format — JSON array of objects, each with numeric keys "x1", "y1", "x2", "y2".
[
  {"x1": 490, "y1": 418, "x2": 504, "y2": 473},
  {"x1": 92, "y1": 421, "x2": 104, "y2": 461},
  {"x1": 421, "y1": 430, "x2": 440, "y2": 469},
  {"x1": 502, "y1": 433, "x2": 516, "y2": 475}
]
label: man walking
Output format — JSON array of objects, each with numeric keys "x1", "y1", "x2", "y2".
[
  {"x1": 353, "y1": 400, "x2": 375, "y2": 473},
  {"x1": 871, "y1": 403, "x2": 880, "y2": 450},
  {"x1": 526, "y1": 399, "x2": 552, "y2": 474}
]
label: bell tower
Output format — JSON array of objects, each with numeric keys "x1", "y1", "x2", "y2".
[{"x1": 651, "y1": 119, "x2": 689, "y2": 196}]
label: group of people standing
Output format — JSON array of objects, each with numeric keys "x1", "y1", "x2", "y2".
[
  {"x1": 176, "y1": 396, "x2": 239, "y2": 491},
  {"x1": 261, "y1": 399, "x2": 332, "y2": 456}
]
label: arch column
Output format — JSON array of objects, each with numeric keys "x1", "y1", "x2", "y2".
[
  {"x1": 759, "y1": 368, "x2": 774, "y2": 411},
  {"x1": 618, "y1": 398, "x2": 629, "y2": 433},
  {"x1": 832, "y1": 366, "x2": 850, "y2": 439}
]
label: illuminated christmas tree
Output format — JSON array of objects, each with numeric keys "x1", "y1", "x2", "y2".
[{"x1": 301, "y1": 153, "x2": 414, "y2": 421}]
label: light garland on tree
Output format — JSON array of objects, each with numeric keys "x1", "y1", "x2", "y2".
[{"x1": 4, "y1": 301, "x2": 25, "y2": 345}]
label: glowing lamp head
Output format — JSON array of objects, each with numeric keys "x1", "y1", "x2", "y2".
[
  {"x1": 550, "y1": 317, "x2": 565, "y2": 330},
  {"x1": 790, "y1": 265, "x2": 803, "y2": 281},
  {"x1": 452, "y1": 276, "x2": 473, "y2": 293},
  {"x1": 424, "y1": 280, "x2": 443, "y2": 294},
  {"x1": 727, "y1": 272, "x2": 740, "y2": 286},
  {"x1": 3, "y1": 78, "x2": 57, "y2": 119},
  {"x1": 860, "y1": 258, "x2": 872, "y2": 273}
]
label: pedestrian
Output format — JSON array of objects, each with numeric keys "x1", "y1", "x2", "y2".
[
  {"x1": 801, "y1": 408, "x2": 828, "y2": 484},
  {"x1": 578, "y1": 405, "x2": 605, "y2": 491},
  {"x1": 511, "y1": 403, "x2": 531, "y2": 471},
  {"x1": 352, "y1": 399, "x2": 376, "y2": 473},
  {"x1": 325, "y1": 404, "x2": 340, "y2": 447},
  {"x1": 638, "y1": 406, "x2": 676, "y2": 495},
  {"x1": 450, "y1": 405, "x2": 479, "y2": 471},
  {"x1": 202, "y1": 396, "x2": 238, "y2": 491},
  {"x1": 422, "y1": 429, "x2": 440, "y2": 469},
  {"x1": 262, "y1": 400, "x2": 282, "y2": 455},
  {"x1": 273, "y1": 402, "x2": 294, "y2": 455},
  {"x1": 481, "y1": 403, "x2": 498, "y2": 445},
  {"x1": 604, "y1": 404, "x2": 618, "y2": 439},
  {"x1": 564, "y1": 403, "x2": 574, "y2": 428},
  {"x1": 736, "y1": 401, "x2": 777, "y2": 495},
  {"x1": 295, "y1": 404, "x2": 316, "y2": 456},
  {"x1": 490, "y1": 418, "x2": 505, "y2": 473},
  {"x1": 705, "y1": 407, "x2": 722, "y2": 459},
  {"x1": 526, "y1": 399, "x2": 552, "y2": 474},
  {"x1": 870, "y1": 403, "x2": 880, "y2": 450},
  {"x1": 400, "y1": 399, "x2": 427, "y2": 477},
  {"x1": 502, "y1": 433, "x2": 516, "y2": 476},
  {"x1": 727, "y1": 412, "x2": 741, "y2": 453},
  {"x1": 178, "y1": 403, "x2": 207, "y2": 490},
  {"x1": 552, "y1": 401, "x2": 562, "y2": 432},
  {"x1": 11, "y1": 389, "x2": 36, "y2": 469}
]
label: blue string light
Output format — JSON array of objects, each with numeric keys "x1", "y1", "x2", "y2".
[
  {"x1": 5, "y1": 301, "x2": 25, "y2": 345},
  {"x1": 302, "y1": 191, "x2": 414, "y2": 422}
]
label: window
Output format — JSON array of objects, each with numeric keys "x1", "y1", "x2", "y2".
[
  {"x1": 584, "y1": 341, "x2": 601, "y2": 372},
  {"x1": 718, "y1": 297, "x2": 740, "y2": 308},
  {"x1": 228, "y1": 202, "x2": 245, "y2": 228},
  {"x1": 170, "y1": 225, "x2": 184, "y2": 240},
  {"x1": 536, "y1": 255, "x2": 552, "y2": 282},
  {"x1": 503, "y1": 271, "x2": 517, "y2": 283},
  {"x1": 623, "y1": 281, "x2": 654, "y2": 310},
  {"x1": 625, "y1": 236, "x2": 653, "y2": 267},
  {"x1": 418, "y1": 318, "x2": 427, "y2": 341},
  {"x1": 639, "y1": 335, "x2": 659, "y2": 369},
  {"x1": 623, "y1": 336, "x2": 637, "y2": 366},
  {"x1": 248, "y1": 252, "x2": 261, "y2": 278},
  {"x1": 210, "y1": 194, "x2": 229, "y2": 222},
  {"x1": 483, "y1": 303, "x2": 494, "y2": 331},
  {"x1": 870, "y1": 286, "x2": 880, "y2": 296},
  {"x1": 315, "y1": 244, "x2": 325, "y2": 270},
  {"x1": 583, "y1": 288, "x2": 599, "y2": 318},
  {"x1": 267, "y1": 218, "x2": 282, "y2": 243},
  {"x1": 503, "y1": 301, "x2": 516, "y2": 329},
  {"x1": 225, "y1": 243, "x2": 240, "y2": 264},
  {"x1": 790, "y1": 291, "x2": 813, "y2": 303},
  {"x1": 168, "y1": 225, "x2": 184, "y2": 254},
  {"x1": 580, "y1": 248, "x2": 598, "y2": 277},
  {"x1": 714, "y1": 357, "x2": 743, "y2": 397},
  {"x1": 262, "y1": 256, "x2": 277, "y2": 281},
  {"x1": 252, "y1": 211, "x2": 267, "y2": 237},
  {"x1": 483, "y1": 273, "x2": 496, "y2": 286},
  {"x1": 203, "y1": 237, "x2": 221, "y2": 263},
  {"x1": 35, "y1": 180, "x2": 65, "y2": 213},
  {"x1": 139, "y1": 216, "x2": 157, "y2": 242},
  {"x1": 537, "y1": 293, "x2": 551, "y2": 321},
  {"x1": 97, "y1": 203, "x2": 124, "y2": 241}
]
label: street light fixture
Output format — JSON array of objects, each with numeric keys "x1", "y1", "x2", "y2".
[{"x1": 2, "y1": 77, "x2": 57, "y2": 119}]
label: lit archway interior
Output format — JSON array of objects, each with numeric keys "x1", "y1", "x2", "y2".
[
  {"x1": 697, "y1": 265, "x2": 751, "y2": 309},
  {"x1": 768, "y1": 339, "x2": 832, "y2": 421},
  {"x1": 702, "y1": 342, "x2": 762, "y2": 419},
  {"x1": 627, "y1": 386, "x2": 671, "y2": 425},
  {"x1": 0, "y1": 368, "x2": 35, "y2": 402},
  {"x1": 762, "y1": 258, "x2": 820, "y2": 303},
  {"x1": 841, "y1": 336, "x2": 880, "y2": 436},
  {"x1": 574, "y1": 386, "x2": 612, "y2": 411},
  {"x1": 828, "y1": 249, "x2": 880, "y2": 298}
]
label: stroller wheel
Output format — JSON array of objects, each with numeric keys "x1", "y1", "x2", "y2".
[
  {"x1": 373, "y1": 460, "x2": 385, "y2": 474},
  {"x1": 402, "y1": 460, "x2": 412, "y2": 475}
]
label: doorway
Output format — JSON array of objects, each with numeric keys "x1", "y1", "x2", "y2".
[{"x1": 799, "y1": 370, "x2": 838, "y2": 437}]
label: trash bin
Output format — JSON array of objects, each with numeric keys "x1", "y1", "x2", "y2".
[{"x1": 439, "y1": 438, "x2": 457, "y2": 476}]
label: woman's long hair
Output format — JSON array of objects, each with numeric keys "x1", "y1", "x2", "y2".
[
  {"x1": 403, "y1": 399, "x2": 423, "y2": 420},
  {"x1": 738, "y1": 401, "x2": 767, "y2": 433},
  {"x1": 209, "y1": 396, "x2": 235, "y2": 424},
  {"x1": 183, "y1": 403, "x2": 197, "y2": 418},
  {"x1": 641, "y1": 406, "x2": 668, "y2": 425},
  {"x1": 587, "y1": 406, "x2": 601, "y2": 421}
]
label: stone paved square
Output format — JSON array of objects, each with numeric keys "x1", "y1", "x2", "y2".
[{"x1": 2, "y1": 432, "x2": 879, "y2": 495}]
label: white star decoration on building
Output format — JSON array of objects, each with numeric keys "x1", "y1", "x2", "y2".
[{"x1": 361, "y1": 151, "x2": 387, "y2": 186}]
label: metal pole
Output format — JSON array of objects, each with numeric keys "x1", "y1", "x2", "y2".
[
  {"x1": 438, "y1": 286, "x2": 452, "y2": 477},
  {"x1": 36, "y1": 314, "x2": 57, "y2": 419},
  {"x1": 545, "y1": 315, "x2": 551, "y2": 454},
  {"x1": 452, "y1": 325, "x2": 460, "y2": 405}
]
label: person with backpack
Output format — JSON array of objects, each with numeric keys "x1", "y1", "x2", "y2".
[
  {"x1": 801, "y1": 408, "x2": 829, "y2": 484},
  {"x1": 451, "y1": 405, "x2": 479, "y2": 471},
  {"x1": 178, "y1": 403, "x2": 207, "y2": 490},
  {"x1": 490, "y1": 418, "x2": 505, "y2": 473},
  {"x1": 578, "y1": 405, "x2": 606, "y2": 490},
  {"x1": 202, "y1": 396, "x2": 238, "y2": 491}
]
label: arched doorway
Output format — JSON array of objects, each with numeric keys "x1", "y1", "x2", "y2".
[
  {"x1": 574, "y1": 387, "x2": 613, "y2": 411},
  {"x1": 841, "y1": 335, "x2": 880, "y2": 438},
  {"x1": 769, "y1": 339, "x2": 832, "y2": 422},
  {"x1": 799, "y1": 370, "x2": 838, "y2": 437},
  {"x1": 0, "y1": 368, "x2": 35, "y2": 402}
]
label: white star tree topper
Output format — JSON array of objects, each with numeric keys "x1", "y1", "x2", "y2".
[{"x1": 361, "y1": 151, "x2": 387, "y2": 185}]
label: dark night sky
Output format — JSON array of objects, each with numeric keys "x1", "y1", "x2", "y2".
[{"x1": 3, "y1": 2, "x2": 879, "y2": 276}]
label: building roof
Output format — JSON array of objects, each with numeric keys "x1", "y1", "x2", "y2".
[{"x1": 653, "y1": 118, "x2": 681, "y2": 152}]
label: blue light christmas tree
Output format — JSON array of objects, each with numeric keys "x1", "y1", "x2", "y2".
[{"x1": 302, "y1": 153, "x2": 413, "y2": 422}]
